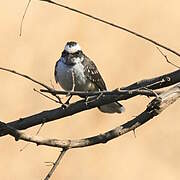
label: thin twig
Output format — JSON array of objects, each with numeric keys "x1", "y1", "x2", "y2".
[
  {"x1": 0, "y1": 67, "x2": 63, "y2": 103},
  {"x1": 36, "y1": 123, "x2": 45, "y2": 135},
  {"x1": 50, "y1": 80, "x2": 55, "y2": 89},
  {"x1": 20, "y1": 0, "x2": 32, "y2": 36},
  {"x1": 44, "y1": 149, "x2": 67, "y2": 180},
  {"x1": 0, "y1": 67, "x2": 52, "y2": 91},
  {"x1": 40, "y1": 88, "x2": 160, "y2": 97},
  {"x1": 20, "y1": 122, "x2": 45, "y2": 151},
  {"x1": 156, "y1": 47, "x2": 180, "y2": 68},
  {"x1": 140, "y1": 87, "x2": 159, "y2": 98},
  {"x1": 40, "y1": 0, "x2": 180, "y2": 58},
  {"x1": 20, "y1": 143, "x2": 29, "y2": 152},
  {"x1": 34, "y1": 88, "x2": 60, "y2": 104}
]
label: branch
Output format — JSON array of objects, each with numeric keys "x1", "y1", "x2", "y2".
[
  {"x1": 1, "y1": 83, "x2": 180, "y2": 149},
  {"x1": 122, "y1": 69, "x2": 180, "y2": 90},
  {"x1": 19, "y1": 0, "x2": 32, "y2": 36},
  {"x1": 44, "y1": 149, "x2": 67, "y2": 180},
  {"x1": 156, "y1": 47, "x2": 180, "y2": 68},
  {"x1": 39, "y1": 0, "x2": 180, "y2": 58},
  {"x1": 0, "y1": 88, "x2": 154, "y2": 137},
  {"x1": 0, "y1": 67, "x2": 62, "y2": 103},
  {"x1": 40, "y1": 88, "x2": 160, "y2": 97},
  {"x1": 0, "y1": 67, "x2": 52, "y2": 91},
  {"x1": 41, "y1": 67, "x2": 180, "y2": 97},
  {"x1": 0, "y1": 69, "x2": 180, "y2": 137},
  {"x1": 1, "y1": 83, "x2": 179, "y2": 179}
]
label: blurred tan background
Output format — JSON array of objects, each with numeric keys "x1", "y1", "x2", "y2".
[{"x1": 1, "y1": 0, "x2": 180, "y2": 179}]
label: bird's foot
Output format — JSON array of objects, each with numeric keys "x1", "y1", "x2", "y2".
[{"x1": 61, "y1": 95, "x2": 72, "y2": 108}]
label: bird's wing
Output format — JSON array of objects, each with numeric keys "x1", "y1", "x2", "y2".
[
  {"x1": 54, "y1": 60, "x2": 59, "y2": 83},
  {"x1": 83, "y1": 55, "x2": 107, "y2": 91}
]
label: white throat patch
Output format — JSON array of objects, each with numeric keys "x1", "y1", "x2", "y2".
[{"x1": 64, "y1": 43, "x2": 81, "y2": 53}]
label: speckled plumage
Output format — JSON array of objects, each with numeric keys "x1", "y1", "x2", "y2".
[{"x1": 55, "y1": 41, "x2": 125, "y2": 113}]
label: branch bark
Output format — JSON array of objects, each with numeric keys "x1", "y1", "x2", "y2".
[
  {"x1": 0, "y1": 69, "x2": 180, "y2": 137},
  {"x1": 1, "y1": 83, "x2": 180, "y2": 149}
]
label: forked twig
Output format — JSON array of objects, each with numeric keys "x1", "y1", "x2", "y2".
[{"x1": 156, "y1": 47, "x2": 180, "y2": 68}]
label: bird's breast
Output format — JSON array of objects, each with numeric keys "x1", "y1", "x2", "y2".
[{"x1": 56, "y1": 61, "x2": 93, "y2": 91}]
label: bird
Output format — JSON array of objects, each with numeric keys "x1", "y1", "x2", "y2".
[{"x1": 54, "y1": 41, "x2": 125, "y2": 113}]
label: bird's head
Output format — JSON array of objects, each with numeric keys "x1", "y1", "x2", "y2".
[{"x1": 61, "y1": 41, "x2": 84, "y2": 65}]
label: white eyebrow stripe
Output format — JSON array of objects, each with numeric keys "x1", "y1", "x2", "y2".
[{"x1": 64, "y1": 43, "x2": 81, "y2": 53}]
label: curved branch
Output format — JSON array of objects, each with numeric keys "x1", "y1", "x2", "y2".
[
  {"x1": 0, "y1": 69, "x2": 180, "y2": 137},
  {"x1": 41, "y1": 69, "x2": 180, "y2": 96},
  {"x1": 122, "y1": 69, "x2": 180, "y2": 90},
  {"x1": 40, "y1": 0, "x2": 180, "y2": 57},
  {"x1": 0, "y1": 88, "x2": 156, "y2": 137},
  {"x1": 0, "y1": 67, "x2": 52, "y2": 91},
  {"x1": 1, "y1": 83, "x2": 180, "y2": 149}
]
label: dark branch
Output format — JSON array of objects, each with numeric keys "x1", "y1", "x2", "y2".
[
  {"x1": 1, "y1": 83, "x2": 180, "y2": 149},
  {"x1": 0, "y1": 67, "x2": 53, "y2": 91},
  {"x1": 20, "y1": 0, "x2": 32, "y2": 36},
  {"x1": 40, "y1": 88, "x2": 160, "y2": 97},
  {"x1": 40, "y1": 0, "x2": 180, "y2": 57},
  {"x1": 122, "y1": 69, "x2": 180, "y2": 90},
  {"x1": 156, "y1": 47, "x2": 180, "y2": 68},
  {"x1": 0, "y1": 67, "x2": 62, "y2": 103},
  {"x1": 0, "y1": 69, "x2": 180, "y2": 137}
]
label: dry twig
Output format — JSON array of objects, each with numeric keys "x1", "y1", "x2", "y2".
[
  {"x1": 20, "y1": 0, "x2": 32, "y2": 36},
  {"x1": 0, "y1": 67, "x2": 62, "y2": 103},
  {"x1": 156, "y1": 47, "x2": 180, "y2": 68},
  {"x1": 44, "y1": 149, "x2": 67, "y2": 180},
  {"x1": 40, "y1": 0, "x2": 180, "y2": 58}
]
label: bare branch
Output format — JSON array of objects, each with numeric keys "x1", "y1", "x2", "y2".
[
  {"x1": 122, "y1": 69, "x2": 180, "y2": 90},
  {"x1": 0, "y1": 67, "x2": 62, "y2": 103},
  {"x1": 0, "y1": 67, "x2": 52, "y2": 91},
  {"x1": 39, "y1": 0, "x2": 180, "y2": 57},
  {"x1": 0, "y1": 88, "x2": 158, "y2": 137},
  {"x1": 20, "y1": 0, "x2": 32, "y2": 36},
  {"x1": 0, "y1": 69, "x2": 180, "y2": 137},
  {"x1": 33, "y1": 88, "x2": 60, "y2": 104},
  {"x1": 1, "y1": 83, "x2": 180, "y2": 149},
  {"x1": 40, "y1": 88, "x2": 160, "y2": 97},
  {"x1": 44, "y1": 149, "x2": 67, "y2": 180}
]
